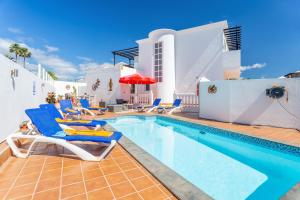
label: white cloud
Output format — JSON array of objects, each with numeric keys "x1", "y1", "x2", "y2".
[
  {"x1": 7, "y1": 27, "x2": 23, "y2": 34},
  {"x1": 29, "y1": 47, "x2": 78, "y2": 75},
  {"x1": 77, "y1": 56, "x2": 92, "y2": 62},
  {"x1": 79, "y1": 62, "x2": 115, "y2": 71},
  {"x1": 0, "y1": 37, "x2": 78, "y2": 80},
  {"x1": 45, "y1": 45, "x2": 59, "y2": 52},
  {"x1": 0, "y1": 38, "x2": 14, "y2": 54},
  {"x1": 0, "y1": 37, "x2": 121, "y2": 81},
  {"x1": 240, "y1": 63, "x2": 266, "y2": 71}
]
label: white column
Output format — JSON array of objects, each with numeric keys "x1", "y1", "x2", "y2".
[
  {"x1": 43, "y1": 68, "x2": 46, "y2": 81},
  {"x1": 37, "y1": 64, "x2": 42, "y2": 79},
  {"x1": 156, "y1": 34, "x2": 176, "y2": 103}
]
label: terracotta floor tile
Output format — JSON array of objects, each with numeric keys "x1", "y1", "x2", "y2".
[
  {"x1": 106, "y1": 172, "x2": 128, "y2": 186},
  {"x1": 6, "y1": 183, "x2": 36, "y2": 199},
  {"x1": 85, "y1": 176, "x2": 108, "y2": 192},
  {"x1": 13, "y1": 195, "x2": 32, "y2": 200},
  {"x1": 63, "y1": 159, "x2": 81, "y2": 168},
  {"x1": 117, "y1": 193, "x2": 142, "y2": 200},
  {"x1": 83, "y1": 169, "x2": 103, "y2": 180},
  {"x1": 131, "y1": 176, "x2": 155, "y2": 191},
  {"x1": 20, "y1": 166, "x2": 41, "y2": 176},
  {"x1": 110, "y1": 181, "x2": 136, "y2": 198},
  {"x1": 139, "y1": 185, "x2": 167, "y2": 200},
  {"x1": 24, "y1": 162, "x2": 43, "y2": 169},
  {"x1": 33, "y1": 188, "x2": 59, "y2": 200},
  {"x1": 43, "y1": 162, "x2": 62, "y2": 171},
  {"x1": 81, "y1": 162, "x2": 99, "y2": 172},
  {"x1": 100, "y1": 158, "x2": 117, "y2": 168},
  {"x1": 158, "y1": 184, "x2": 174, "y2": 197},
  {"x1": 61, "y1": 182, "x2": 85, "y2": 199},
  {"x1": 40, "y1": 168, "x2": 61, "y2": 180},
  {"x1": 0, "y1": 190, "x2": 7, "y2": 199},
  {"x1": 35, "y1": 177, "x2": 60, "y2": 192},
  {"x1": 63, "y1": 166, "x2": 82, "y2": 176},
  {"x1": 118, "y1": 161, "x2": 138, "y2": 171},
  {"x1": 114, "y1": 156, "x2": 132, "y2": 164},
  {"x1": 87, "y1": 187, "x2": 114, "y2": 200},
  {"x1": 65, "y1": 193, "x2": 87, "y2": 200},
  {"x1": 45, "y1": 157, "x2": 63, "y2": 164},
  {"x1": 124, "y1": 168, "x2": 145, "y2": 180},
  {"x1": 15, "y1": 172, "x2": 40, "y2": 186},
  {"x1": 101, "y1": 165, "x2": 121, "y2": 175},
  {"x1": 62, "y1": 174, "x2": 83, "y2": 186},
  {"x1": 1, "y1": 138, "x2": 177, "y2": 199},
  {"x1": 0, "y1": 178, "x2": 15, "y2": 190}
]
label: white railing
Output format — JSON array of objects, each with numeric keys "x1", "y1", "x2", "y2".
[
  {"x1": 129, "y1": 92, "x2": 153, "y2": 105},
  {"x1": 174, "y1": 92, "x2": 199, "y2": 113},
  {"x1": 37, "y1": 64, "x2": 54, "y2": 85}
]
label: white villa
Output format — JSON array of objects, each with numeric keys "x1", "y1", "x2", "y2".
[{"x1": 85, "y1": 20, "x2": 241, "y2": 104}]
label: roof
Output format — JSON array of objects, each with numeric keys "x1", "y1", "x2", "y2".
[{"x1": 112, "y1": 47, "x2": 139, "y2": 61}]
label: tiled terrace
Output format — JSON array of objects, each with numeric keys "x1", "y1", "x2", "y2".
[
  {"x1": 171, "y1": 112, "x2": 300, "y2": 147},
  {"x1": 0, "y1": 111, "x2": 299, "y2": 200},
  {"x1": 0, "y1": 143, "x2": 176, "y2": 200}
]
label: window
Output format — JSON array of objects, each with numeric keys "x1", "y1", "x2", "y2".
[
  {"x1": 130, "y1": 84, "x2": 135, "y2": 94},
  {"x1": 145, "y1": 84, "x2": 150, "y2": 91},
  {"x1": 154, "y1": 42, "x2": 163, "y2": 82}
]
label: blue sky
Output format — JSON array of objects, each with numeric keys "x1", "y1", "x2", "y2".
[{"x1": 0, "y1": 0, "x2": 299, "y2": 80}]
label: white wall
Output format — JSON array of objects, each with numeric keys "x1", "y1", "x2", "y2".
[
  {"x1": 175, "y1": 21, "x2": 227, "y2": 93},
  {"x1": 199, "y1": 78, "x2": 300, "y2": 130},
  {"x1": 84, "y1": 65, "x2": 136, "y2": 105},
  {"x1": 136, "y1": 21, "x2": 241, "y2": 99},
  {"x1": 53, "y1": 81, "x2": 87, "y2": 97},
  {"x1": 0, "y1": 54, "x2": 54, "y2": 142}
]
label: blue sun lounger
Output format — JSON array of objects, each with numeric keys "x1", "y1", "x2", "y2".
[
  {"x1": 158, "y1": 99, "x2": 182, "y2": 115},
  {"x1": 6, "y1": 108, "x2": 122, "y2": 161},
  {"x1": 39, "y1": 104, "x2": 106, "y2": 129},
  {"x1": 80, "y1": 99, "x2": 108, "y2": 115},
  {"x1": 59, "y1": 100, "x2": 81, "y2": 116},
  {"x1": 137, "y1": 98, "x2": 161, "y2": 113}
]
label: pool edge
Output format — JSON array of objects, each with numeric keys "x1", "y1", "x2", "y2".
[
  {"x1": 118, "y1": 136, "x2": 212, "y2": 200},
  {"x1": 104, "y1": 123, "x2": 212, "y2": 200}
]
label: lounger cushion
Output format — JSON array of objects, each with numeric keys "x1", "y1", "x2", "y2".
[
  {"x1": 25, "y1": 108, "x2": 122, "y2": 143},
  {"x1": 55, "y1": 132, "x2": 122, "y2": 143},
  {"x1": 25, "y1": 108, "x2": 63, "y2": 136},
  {"x1": 64, "y1": 129, "x2": 113, "y2": 137},
  {"x1": 60, "y1": 100, "x2": 80, "y2": 114},
  {"x1": 55, "y1": 118, "x2": 106, "y2": 127},
  {"x1": 40, "y1": 104, "x2": 107, "y2": 127},
  {"x1": 80, "y1": 99, "x2": 108, "y2": 112},
  {"x1": 40, "y1": 104, "x2": 63, "y2": 119}
]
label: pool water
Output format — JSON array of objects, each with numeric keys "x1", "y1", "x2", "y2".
[{"x1": 107, "y1": 116, "x2": 300, "y2": 200}]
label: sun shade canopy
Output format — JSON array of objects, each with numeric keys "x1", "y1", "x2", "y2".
[{"x1": 119, "y1": 73, "x2": 157, "y2": 84}]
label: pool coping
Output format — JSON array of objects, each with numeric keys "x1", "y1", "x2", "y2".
[
  {"x1": 104, "y1": 124, "x2": 212, "y2": 200},
  {"x1": 118, "y1": 136, "x2": 212, "y2": 200}
]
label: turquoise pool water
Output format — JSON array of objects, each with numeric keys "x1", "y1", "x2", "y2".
[{"x1": 107, "y1": 115, "x2": 300, "y2": 200}]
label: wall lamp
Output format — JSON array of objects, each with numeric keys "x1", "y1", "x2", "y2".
[{"x1": 11, "y1": 69, "x2": 18, "y2": 78}]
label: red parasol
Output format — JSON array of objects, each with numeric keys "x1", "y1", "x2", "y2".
[{"x1": 119, "y1": 73, "x2": 156, "y2": 84}]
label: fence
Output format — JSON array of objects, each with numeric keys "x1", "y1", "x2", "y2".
[
  {"x1": 129, "y1": 92, "x2": 153, "y2": 105},
  {"x1": 174, "y1": 93, "x2": 199, "y2": 113}
]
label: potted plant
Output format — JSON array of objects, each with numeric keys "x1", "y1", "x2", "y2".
[{"x1": 46, "y1": 92, "x2": 57, "y2": 104}]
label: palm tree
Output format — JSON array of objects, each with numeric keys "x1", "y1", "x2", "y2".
[
  {"x1": 19, "y1": 47, "x2": 31, "y2": 68},
  {"x1": 9, "y1": 43, "x2": 21, "y2": 62},
  {"x1": 47, "y1": 71, "x2": 58, "y2": 80}
]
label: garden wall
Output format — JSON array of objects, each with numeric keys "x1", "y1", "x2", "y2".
[
  {"x1": 0, "y1": 54, "x2": 54, "y2": 142},
  {"x1": 199, "y1": 78, "x2": 300, "y2": 130}
]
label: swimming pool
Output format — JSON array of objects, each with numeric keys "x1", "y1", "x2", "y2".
[{"x1": 107, "y1": 115, "x2": 300, "y2": 200}]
